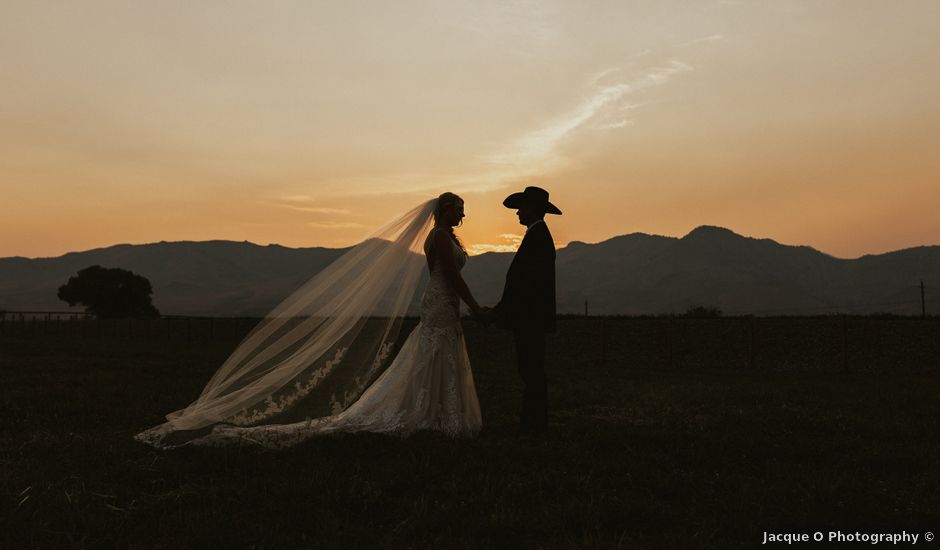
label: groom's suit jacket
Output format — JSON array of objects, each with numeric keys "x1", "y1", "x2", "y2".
[{"x1": 494, "y1": 220, "x2": 556, "y2": 333}]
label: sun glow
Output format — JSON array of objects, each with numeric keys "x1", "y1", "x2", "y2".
[{"x1": 1, "y1": 2, "x2": 939, "y2": 259}]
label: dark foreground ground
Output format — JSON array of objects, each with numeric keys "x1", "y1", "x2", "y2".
[{"x1": 2, "y1": 319, "x2": 939, "y2": 549}]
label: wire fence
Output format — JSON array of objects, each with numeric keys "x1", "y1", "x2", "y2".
[
  {"x1": 0, "y1": 313, "x2": 258, "y2": 344},
  {"x1": 538, "y1": 316, "x2": 940, "y2": 373},
  {"x1": 578, "y1": 280, "x2": 938, "y2": 318},
  {"x1": 3, "y1": 313, "x2": 939, "y2": 373}
]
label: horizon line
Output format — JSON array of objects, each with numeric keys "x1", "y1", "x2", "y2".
[{"x1": 4, "y1": 225, "x2": 940, "y2": 262}]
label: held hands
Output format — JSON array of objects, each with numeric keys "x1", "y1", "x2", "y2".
[{"x1": 471, "y1": 305, "x2": 497, "y2": 326}]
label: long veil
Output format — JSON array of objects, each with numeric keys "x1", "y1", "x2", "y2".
[{"x1": 136, "y1": 199, "x2": 437, "y2": 448}]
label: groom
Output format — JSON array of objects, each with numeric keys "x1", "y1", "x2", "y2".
[{"x1": 484, "y1": 186, "x2": 561, "y2": 433}]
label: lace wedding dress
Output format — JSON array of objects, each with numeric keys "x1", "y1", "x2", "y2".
[{"x1": 180, "y1": 228, "x2": 482, "y2": 448}]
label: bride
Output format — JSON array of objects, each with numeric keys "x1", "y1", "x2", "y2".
[{"x1": 136, "y1": 192, "x2": 485, "y2": 448}]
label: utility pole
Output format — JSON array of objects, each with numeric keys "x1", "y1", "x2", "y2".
[{"x1": 921, "y1": 280, "x2": 927, "y2": 319}]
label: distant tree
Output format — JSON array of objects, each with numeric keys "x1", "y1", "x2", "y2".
[
  {"x1": 57, "y1": 265, "x2": 160, "y2": 319},
  {"x1": 683, "y1": 305, "x2": 723, "y2": 318}
]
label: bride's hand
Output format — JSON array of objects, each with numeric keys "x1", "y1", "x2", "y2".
[{"x1": 472, "y1": 306, "x2": 494, "y2": 322}]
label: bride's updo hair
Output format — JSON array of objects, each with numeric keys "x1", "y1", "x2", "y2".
[
  {"x1": 433, "y1": 192, "x2": 463, "y2": 226},
  {"x1": 432, "y1": 192, "x2": 466, "y2": 253}
]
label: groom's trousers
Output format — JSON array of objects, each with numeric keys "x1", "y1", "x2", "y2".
[{"x1": 513, "y1": 327, "x2": 547, "y2": 431}]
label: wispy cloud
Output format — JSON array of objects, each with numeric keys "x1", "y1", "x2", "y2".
[
  {"x1": 269, "y1": 196, "x2": 359, "y2": 229},
  {"x1": 487, "y1": 60, "x2": 693, "y2": 166},
  {"x1": 307, "y1": 221, "x2": 364, "y2": 229},
  {"x1": 267, "y1": 196, "x2": 352, "y2": 215},
  {"x1": 440, "y1": 1, "x2": 561, "y2": 58},
  {"x1": 298, "y1": 55, "x2": 697, "y2": 208},
  {"x1": 307, "y1": 171, "x2": 517, "y2": 200},
  {"x1": 467, "y1": 233, "x2": 523, "y2": 255},
  {"x1": 280, "y1": 205, "x2": 352, "y2": 215},
  {"x1": 588, "y1": 67, "x2": 624, "y2": 87},
  {"x1": 318, "y1": 58, "x2": 696, "y2": 203},
  {"x1": 594, "y1": 119, "x2": 634, "y2": 130},
  {"x1": 676, "y1": 34, "x2": 726, "y2": 48},
  {"x1": 280, "y1": 194, "x2": 318, "y2": 202}
]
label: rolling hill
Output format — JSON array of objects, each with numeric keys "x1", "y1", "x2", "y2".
[{"x1": 2, "y1": 227, "x2": 938, "y2": 316}]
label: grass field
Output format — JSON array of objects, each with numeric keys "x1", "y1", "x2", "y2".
[{"x1": 2, "y1": 319, "x2": 939, "y2": 549}]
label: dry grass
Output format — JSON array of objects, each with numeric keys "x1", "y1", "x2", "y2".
[{"x1": 2, "y1": 319, "x2": 939, "y2": 549}]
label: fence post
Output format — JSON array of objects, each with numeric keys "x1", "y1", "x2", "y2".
[
  {"x1": 667, "y1": 317, "x2": 674, "y2": 368},
  {"x1": 841, "y1": 315, "x2": 849, "y2": 373},
  {"x1": 921, "y1": 280, "x2": 927, "y2": 319},
  {"x1": 747, "y1": 317, "x2": 755, "y2": 369}
]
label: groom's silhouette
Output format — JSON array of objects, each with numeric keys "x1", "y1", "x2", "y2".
[{"x1": 489, "y1": 186, "x2": 560, "y2": 433}]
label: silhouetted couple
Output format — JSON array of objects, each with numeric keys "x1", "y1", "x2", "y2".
[{"x1": 137, "y1": 187, "x2": 560, "y2": 448}]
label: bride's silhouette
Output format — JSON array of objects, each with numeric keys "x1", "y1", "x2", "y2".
[{"x1": 137, "y1": 193, "x2": 483, "y2": 448}]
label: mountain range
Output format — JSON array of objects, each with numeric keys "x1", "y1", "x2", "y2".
[{"x1": 2, "y1": 226, "x2": 938, "y2": 316}]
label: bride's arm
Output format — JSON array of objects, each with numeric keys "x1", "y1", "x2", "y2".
[{"x1": 432, "y1": 230, "x2": 482, "y2": 314}]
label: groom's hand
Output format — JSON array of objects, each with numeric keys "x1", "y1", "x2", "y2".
[{"x1": 473, "y1": 306, "x2": 496, "y2": 326}]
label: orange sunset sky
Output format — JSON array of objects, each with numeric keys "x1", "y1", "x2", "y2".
[{"x1": 1, "y1": 1, "x2": 938, "y2": 259}]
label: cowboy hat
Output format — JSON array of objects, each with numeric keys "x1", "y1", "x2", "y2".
[{"x1": 502, "y1": 186, "x2": 562, "y2": 215}]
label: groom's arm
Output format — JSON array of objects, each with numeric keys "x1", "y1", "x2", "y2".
[
  {"x1": 493, "y1": 250, "x2": 537, "y2": 325},
  {"x1": 533, "y1": 236, "x2": 556, "y2": 330},
  {"x1": 510, "y1": 226, "x2": 554, "y2": 330}
]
